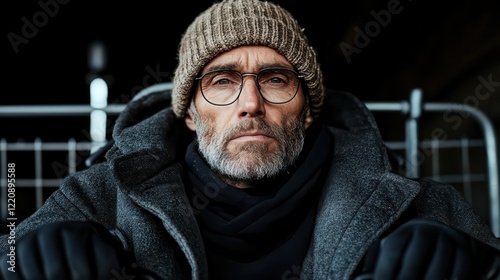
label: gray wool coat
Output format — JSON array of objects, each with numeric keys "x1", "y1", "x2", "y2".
[{"x1": 1, "y1": 85, "x2": 499, "y2": 280}]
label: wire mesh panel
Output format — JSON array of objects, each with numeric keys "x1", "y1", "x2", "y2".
[
  {"x1": 0, "y1": 139, "x2": 93, "y2": 222},
  {"x1": 0, "y1": 104, "x2": 124, "y2": 234},
  {"x1": 366, "y1": 89, "x2": 499, "y2": 237}
]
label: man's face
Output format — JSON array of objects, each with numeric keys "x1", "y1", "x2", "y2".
[{"x1": 185, "y1": 46, "x2": 313, "y2": 188}]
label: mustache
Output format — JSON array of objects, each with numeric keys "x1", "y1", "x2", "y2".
[{"x1": 224, "y1": 118, "x2": 279, "y2": 141}]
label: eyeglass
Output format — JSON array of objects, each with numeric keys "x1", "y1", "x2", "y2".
[{"x1": 194, "y1": 67, "x2": 304, "y2": 106}]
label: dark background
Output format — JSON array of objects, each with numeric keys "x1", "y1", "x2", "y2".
[
  {"x1": 3, "y1": 0, "x2": 500, "y2": 229},
  {"x1": 4, "y1": 0, "x2": 500, "y2": 136}
]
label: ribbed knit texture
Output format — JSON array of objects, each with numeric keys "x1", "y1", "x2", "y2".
[{"x1": 172, "y1": 0, "x2": 324, "y2": 119}]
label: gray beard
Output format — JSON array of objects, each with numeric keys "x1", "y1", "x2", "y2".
[{"x1": 190, "y1": 107, "x2": 307, "y2": 183}]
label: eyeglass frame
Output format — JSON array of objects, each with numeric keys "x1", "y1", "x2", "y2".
[{"x1": 194, "y1": 67, "x2": 305, "y2": 106}]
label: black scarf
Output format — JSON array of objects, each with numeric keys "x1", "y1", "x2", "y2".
[{"x1": 185, "y1": 123, "x2": 332, "y2": 280}]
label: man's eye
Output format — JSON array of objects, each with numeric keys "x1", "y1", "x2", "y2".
[
  {"x1": 214, "y1": 78, "x2": 232, "y2": 85},
  {"x1": 269, "y1": 77, "x2": 286, "y2": 84}
]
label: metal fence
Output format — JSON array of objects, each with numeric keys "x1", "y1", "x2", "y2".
[
  {"x1": 1, "y1": 84, "x2": 498, "y2": 237},
  {"x1": 366, "y1": 88, "x2": 498, "y2": 237}
]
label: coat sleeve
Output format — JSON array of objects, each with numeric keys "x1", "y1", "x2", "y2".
[
  {"x1": 0, "y1": 162, "x2": 118, "y2": 253},
  {"x1": 412, "y1": 177, "x2": 500, "y2": 251}
]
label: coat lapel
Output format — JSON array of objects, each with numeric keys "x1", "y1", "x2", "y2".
[
  {"x1": 302, "y1": 126, "x2": 421, "y2": 279},
  {"x1": 110, "y1": 149, "x2": 208, "y2": 279}
]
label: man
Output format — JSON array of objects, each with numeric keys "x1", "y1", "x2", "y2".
[{"x1": 1, "y1": 0, "x2": 499, "y2": 279}]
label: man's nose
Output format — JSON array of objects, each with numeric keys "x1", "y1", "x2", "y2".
[{"x1": 237, "y1": 75, "x2": 265, "y2": 118}]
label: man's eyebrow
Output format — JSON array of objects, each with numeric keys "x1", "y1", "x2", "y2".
[
  {"x1": 203, "y1": 63, "x2": 239, "y2": 73},
  {"x1": 202, "y1": 62, "x2": 295, "y2": 74}
]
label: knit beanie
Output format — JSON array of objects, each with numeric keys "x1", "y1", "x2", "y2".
[{"x1": 172, "y1": 0, "x2": 324, "y2": 119}]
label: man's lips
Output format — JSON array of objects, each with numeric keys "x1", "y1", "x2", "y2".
[{"x1": 230, "y1": 130, "x2": 273, "y2": 141}]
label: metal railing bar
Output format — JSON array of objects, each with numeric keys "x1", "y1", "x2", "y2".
[
  {"x1": 461, "y1": 138, "x2": 473, "y2": 203},
  {"x1": 365, "y1": 101, "x2": 409, "y2": 113},
  {"x1": 0, "y1": 139, "x2": 7, "y2": 223},
  {"x1": 34, "y1": 138, "x2": 43, "y2": 209},
  {"x1": 0, "y1": 179, "x2": 63, "y2": 188},
  {"x1": 2, "y1": 142, "x2": 94, "y2": 151},
  {"x1": 0, "y1": 104, "x2": 126, "y2": 117},
  {"x1": 68, "y1": 139, "x2": 77, "y2": 174}
]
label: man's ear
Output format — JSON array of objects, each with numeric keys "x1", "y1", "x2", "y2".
[
  {"x1": 185, "y1": 109, "x2": 196, "y2": 131},
  {"x1": 303, "y1": 106, "x2": 314, "y2": 130}
]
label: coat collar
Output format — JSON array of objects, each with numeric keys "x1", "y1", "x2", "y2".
[{"x1": 108, "y1": 89, "x2": 208, "y2": 278}]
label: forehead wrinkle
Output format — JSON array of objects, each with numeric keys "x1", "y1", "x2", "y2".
[{"x1": 202, "y1": 46, "x2": 295, "y2": 74}]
